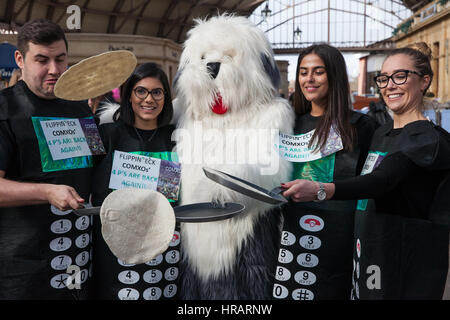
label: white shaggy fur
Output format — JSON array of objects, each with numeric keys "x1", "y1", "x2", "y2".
[
  {"x1": 173, "y1": 15, "x2": 295, "y2": 284},
  {"x1": 97, "y1": 102, "x2": 119, "y2": 125}
]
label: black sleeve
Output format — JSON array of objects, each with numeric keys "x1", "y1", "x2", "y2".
[
  {"x1": 332, "y1": 152, "x2": 419, "y2": 200},
  {"x1": 0, "y1": 120, "x2": 15, "y2": 172},
  {"x1": 352, "y1": 113, "x2": 379, "y2": 175}
]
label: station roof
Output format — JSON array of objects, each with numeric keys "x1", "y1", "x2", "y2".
[
  {"x1": 1, "y1": 0, "x2": 264, "y2": 43},
  {"x1": 0, "y1": 0, "x2": 433, "y2": 44}
]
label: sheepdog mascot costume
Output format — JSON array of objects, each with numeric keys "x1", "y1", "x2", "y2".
[{"x1": 173, "y1": 15, "x2": 294, "y2": 300}]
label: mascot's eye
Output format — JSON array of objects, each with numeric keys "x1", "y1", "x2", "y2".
[
  {"x1": 201, "y1": 55, "x2": 205, "y2": 60},
  {"x1": 222, "y1": 55, "x2": 233, "y2": 63},
  {"x1": 224, "y1": 49, "x2": 236, "y2": 60}
]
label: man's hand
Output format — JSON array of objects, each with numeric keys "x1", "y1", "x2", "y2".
[
  {"x1": 43, "y1": 184, "x2": 85, "y2": 211},
  {"x1": 0, "y1": 171, "x2": 85, "y2": 209}
]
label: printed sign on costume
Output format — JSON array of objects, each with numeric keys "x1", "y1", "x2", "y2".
[
  {"x1": 109, "y1": 150, "x2": 181, "y2": 201},
  {"x1": 41, "y1": 119, "x2": 92, "y2": 160},
  {"x1": 356, "y1": 151, "x2": 387, "y2": 211},
  {"x1": 275, "y1": 127, "x2": 343, "y2": 163},
  {"x1": 276, "y1": 127, "x2": 343, "y2": 182},
  {"x1": 32, "y1": 117, "x2": 105, "y2": 172}
]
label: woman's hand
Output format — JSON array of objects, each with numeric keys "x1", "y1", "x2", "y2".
[{"x1": 281, "y1": 180, "x2": 335, "y2": 202}]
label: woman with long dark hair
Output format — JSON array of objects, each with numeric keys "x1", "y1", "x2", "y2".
[
  {"x1": 292, "y1": 44, "x2": 357, "y2": 154},
  {"x1": 272, "y1": 44, "x2": 378, "y2": 300},
  {"x1": 91, "y1": 63, "x2": 180, "y2": 300}
]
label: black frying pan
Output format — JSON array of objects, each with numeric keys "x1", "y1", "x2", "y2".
[
  {"x1": 73, "y1": 201, "x2": 244, "y2": 223},
  {"x1": 202, "y1": 167, "x2": 287, "y2": 205}
]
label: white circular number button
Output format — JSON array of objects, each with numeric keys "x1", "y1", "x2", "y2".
[
  {"x1": 297, "y1": 253, "x2": 319, "y2": 268},
  {"x1": 118, "y1": 259, "x2": 135, "y2": 267},
  {"x1": 50, "y1": 255, "x2": 72, "y2": 271},
  {"x1": 75, "y1": 251, "x2": 90, "y2": 267},
  {"x1": 294, "y1": 271, "x2": 317, "y2": 286},
  {"x1": 50, "y1": 219, "x2": 72, "y2": 234},
  {"x1": 272, "y1": 284, "x2": 289, "y2": 299},
  {"x1": 143, "y1": 269, "x2": 163, "y2": 284},
  {"x1": 299, "y1": 215, "x2": 324, "y2": 232},
  {"x1": 164, "y1": 284, "x2": 177, "y2": 298},
  {"x1": 49, "y1": 237, "x2": 72, "y2": 252},
  {"x1": 143, "y1": 287, "x2": 162, "y2": 300},
  {"x1": 50, "y1": 273, "x2": 68, "y2": 289},
  {"x1": 280, "y1": 231, "x2": 296, "y2": 246},
  {"x1": 275, "y1": 266, "x2": 291, "y2": 281},
  {"x1": 165, "y1": 267, "x2": 179, "y2": 281},
  {"x1": 50, "y1": 205, "x2": 71, "y2": 216},
  {"x1": 292, "y1": 288, "x2": 314, "y2": 300},
  {"x1": 146, "y1": 254, "x2": 163, "y2": 266},
  {"x1": 118, "y1": 270, "x2": 140, "y2": 284},
  {"x1": 75, "y1": 215, "x2": 90, "y2": 231},
  {"x1": 278, "y1": 248, "x2": 294, "y2": 264},
  {"x1": 118, "y1": 288, "x2": 140, "y2": 300},
  {"x1": 299, "y1": 235, "x2": 322, "y2": 250},
  {"x1": 165, "y1": 250, "x2": 180, "y2": 264},
  {"x1": 75, "y1": 233, "x2": 90, "y2": 249},
  {"x1": 169, "y1": 231, "x2": 181, "y2": 247}
]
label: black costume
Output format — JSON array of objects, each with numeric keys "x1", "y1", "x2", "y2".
[
  {"x1": 333, "y1": 120, "x2": 450, "y2": 299},
  {"x1": 0, "y1": 81, "x2": 95, "y2": 299},
  {"x1": 367, "y1": 101, "x2": 392, "y2": 127},
  {"x1": 272, "y1": 111, "x2": 378, "y2": 300},
  {"x1": 91, "y1": 120, "x2": 180, "y2": 300}
]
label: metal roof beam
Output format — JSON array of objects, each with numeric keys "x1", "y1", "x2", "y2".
[
  {"x1": 4, "y1": 0, "x2": 15, "y2": 23},
  {"x1": 26, "y1": 0, "x2": 35, "y2": 21},
  {"x1": 45, "y1": 0, "x2": 57, "y2": 21},
  {"x1": 107, "y1": 0, "x2": 125, "y2": 33},
  {"x1": 157, "y1": 0, "x2": 179, "y2": 37},
  {"x1": 115, "y1": 1, "x2": 146, "y2": 33},
  {"x1": 132, "y1": 0, "x2": 152, "y2": 35}
]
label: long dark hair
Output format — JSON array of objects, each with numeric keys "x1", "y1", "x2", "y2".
[
  {"x1": 114, "y1": 62, "x2": 173, "y2": 127},
  {"x1": 293, "y1": 44, "x2": 355, "y2": 152}
]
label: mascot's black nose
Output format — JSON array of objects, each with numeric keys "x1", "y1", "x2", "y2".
[{"x1": 206, "y1": 62, "x2": 221, "y2": 79}]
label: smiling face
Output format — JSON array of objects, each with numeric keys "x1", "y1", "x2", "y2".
[
  {"x1": 298, "y1": 53, "x2": 329, "y2": 111},
  {"x1": 379, "y1": 54, "x2": 431, "y2": 115},
  {"x1": 130, "y1": 76, "x2": 164, "y2": 130},
  {"x1": 15, "y1": 40, "x2": 68, "y2": 99}
]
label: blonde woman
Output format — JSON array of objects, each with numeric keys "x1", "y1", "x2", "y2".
[{"x1": 281, "y1": 43, "x2": 450, "y2": 300}]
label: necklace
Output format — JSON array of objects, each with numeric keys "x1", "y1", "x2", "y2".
[{"x1": 134, "y1": 126, "x2": 158, "y2": 143}]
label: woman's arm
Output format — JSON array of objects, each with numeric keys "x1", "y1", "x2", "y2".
[{"x1": 282, "y1": 152, "x2": 418, "y2": 202}]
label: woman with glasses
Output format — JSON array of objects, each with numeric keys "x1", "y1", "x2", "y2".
[
  {"x1": 272, "y1": 44, "x2": 378, "y2": 300},
  {"x1": 91, "y1": 63, "x2": 180, "y2": 300},
  {"x1": 280, "y1": 43, "x2": 450, "y2": 299}
]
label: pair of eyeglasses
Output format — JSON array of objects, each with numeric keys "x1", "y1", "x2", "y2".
[
  {"x1": 133, "y1": 86, "x2": 165, "y2": 101},
  {"x1": 374, "y1": 69, "x2": 422, "y2": 89}
]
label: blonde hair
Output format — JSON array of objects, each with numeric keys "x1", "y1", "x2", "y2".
[{"x1": 406, "y1": 42, "x2": 433, "y2": 60}]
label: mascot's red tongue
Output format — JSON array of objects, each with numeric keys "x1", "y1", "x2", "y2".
[{"x1": 211, "y1": 94, "x2": 227, "y2": 114}]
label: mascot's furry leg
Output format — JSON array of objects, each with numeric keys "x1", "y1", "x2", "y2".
[
  {"x1": 180, "y1": 209, "x2": 282, "y2": 299},
  {"x1": 172, "y1": 14, "x2": 294, "y2": 300}
]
